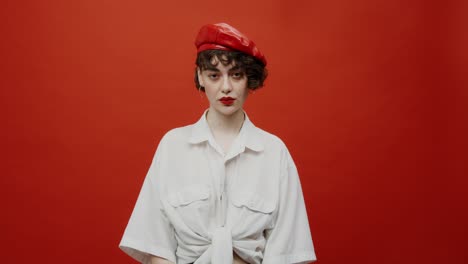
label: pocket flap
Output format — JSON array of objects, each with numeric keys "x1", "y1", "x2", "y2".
[
  {"x1": 232, "y1": 193, "x2": 275, "y2": 213},
  {"x1": 168, "y1": 184, "x2": 210, "y2": 207}
]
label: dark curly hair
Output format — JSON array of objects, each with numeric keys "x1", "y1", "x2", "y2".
[{"x1": 194, "y1": 50, "x2": 268, "y2": 92}]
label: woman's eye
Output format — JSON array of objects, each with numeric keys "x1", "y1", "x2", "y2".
[{"x1": 232, "y1": 72, "x2": 244, "y2": 79}]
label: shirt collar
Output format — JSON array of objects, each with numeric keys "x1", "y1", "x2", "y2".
[{"x1": 188, "y1": 110, "x2": 264, "y2": 152}]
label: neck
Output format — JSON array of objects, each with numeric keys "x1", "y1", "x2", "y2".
[{"x1": 206, "y1": 108, "x2": 245, "y2": 135}]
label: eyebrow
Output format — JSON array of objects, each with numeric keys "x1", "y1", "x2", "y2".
[
  {"x1": 204, "y1": 66, "x2": 220, "y2": 72},
  {"x1": 203, "y1": 65, "x2": 243, "y2": 73},
  {"x1": 228, "y1": 66, "x2": 242, "y2": 72}
]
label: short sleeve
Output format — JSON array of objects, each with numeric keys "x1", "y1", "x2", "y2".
[
  {"x1": 119, "y1": 139, "x2": 177, "y2": 263},
  {"x1": 262, "y1": 150, "x2": 317, "y2": 264}
]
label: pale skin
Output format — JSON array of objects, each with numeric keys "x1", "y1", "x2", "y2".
[
  {"x1": 150, "y1": 56, "x2": 249, "y2": 264},
  {"x1": 200, "y1": 57, "x2": 249, "y2": 154}
]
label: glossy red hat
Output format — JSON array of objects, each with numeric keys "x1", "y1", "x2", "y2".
[{"x1": 195, "y1": 23, "x2": 267, "y2": 66}]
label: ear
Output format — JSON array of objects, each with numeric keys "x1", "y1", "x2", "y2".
[{"x1": 197, "y1": 68, "x2": 204, "y2": 87}]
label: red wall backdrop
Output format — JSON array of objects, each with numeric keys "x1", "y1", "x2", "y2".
[{"x1": 1, "y1": 0, "x2": 467, "y2": 263}]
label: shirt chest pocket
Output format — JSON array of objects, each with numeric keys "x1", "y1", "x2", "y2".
[
  {"x1": 232, "y1": 193, "x2": 275, "y2": 213},
  {"x1": 167, "y1": 184, "x2": 212, "y2": 233},
  {"x1": 168, "y1": 184, "x2": 210, "y2": 207},
  {"x1": 230, "y1": 192, "x2": 277, "y2": 232}
]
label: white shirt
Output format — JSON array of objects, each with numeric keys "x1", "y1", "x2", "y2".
[{"x1": 120, "y1": 111, "x2": 316, "y2": 264}]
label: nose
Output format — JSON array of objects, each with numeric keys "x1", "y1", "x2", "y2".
[{"x1": 221, "y1": 76, "x2": 233, "y2": 94}]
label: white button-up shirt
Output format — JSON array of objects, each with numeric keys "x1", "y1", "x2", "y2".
[{"x1": 120, "y1": 111, "x2": 316, "y2": 264}]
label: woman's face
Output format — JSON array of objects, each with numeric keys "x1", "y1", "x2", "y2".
[{"x1": 197, "y1": 56, "x2": 248, "y2": 117}]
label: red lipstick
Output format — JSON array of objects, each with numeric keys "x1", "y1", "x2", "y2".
[{"x1": 219, "y1": 97, "x2": 235, "y2": 105}]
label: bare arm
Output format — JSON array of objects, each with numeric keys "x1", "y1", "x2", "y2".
[
  {"x1": 149, "y1": 256, "x2": 174, "y2": 264},
  {"x1": 233, "y1": 253, "x2": 249, "y2": 264}
]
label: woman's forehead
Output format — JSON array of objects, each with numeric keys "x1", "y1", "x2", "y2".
[
  {"x1": 203, "y1": 63, "x2": 241, "y2": 72},
  {"x1": 201, "y1": 55, "x2": 239, "y2": 71},
  {"x1": 209, "y1": 54, "x2": 236, "y2": 66}
]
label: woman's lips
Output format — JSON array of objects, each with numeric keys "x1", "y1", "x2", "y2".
[{"x1": 219, "y1": 97, "x2": 235, "y2": 105}]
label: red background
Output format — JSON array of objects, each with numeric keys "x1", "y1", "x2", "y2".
[{"x1": 1, "y1": 0, "x2": 467, "y2": 263}]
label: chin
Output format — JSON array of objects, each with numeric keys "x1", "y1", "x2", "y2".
[{"x1": 215, "y1": 106, "x2": 242, "y2": 116}]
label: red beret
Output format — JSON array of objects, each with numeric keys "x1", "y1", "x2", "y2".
[{"x1": 195, "y1": 23, "x2": 267, "y2": 66}]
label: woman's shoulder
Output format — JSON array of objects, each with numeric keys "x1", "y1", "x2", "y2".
[
  {"x1": 253, "y1": 126, "x2": 298, "y2": 171},
  {"x1": 160, "y1": 124, "x2": 193, "y2": 143},
  {"x1": 151, "y1": 124, "x2": 196, "y2": 157},
  {"x1": 251, "y1": 125, "x2": 289, "y2": 151}
]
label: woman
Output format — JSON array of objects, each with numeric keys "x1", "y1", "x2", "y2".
[{"x1": 120, "y1": 23, "x2": 316, "y2": 264}]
